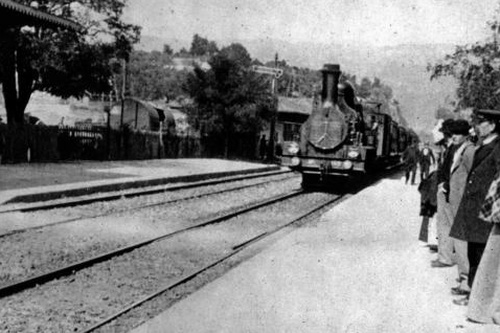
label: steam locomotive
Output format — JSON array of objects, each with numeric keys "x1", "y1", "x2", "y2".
[{"x1": 280, "y1": 64, "x2": 417, "y2": 188}]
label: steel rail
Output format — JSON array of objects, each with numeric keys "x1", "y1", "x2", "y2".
[
  {"x1": 0, "y1": 172, "x2": 297, "y2": 239},
  {"x1": 0, "y1": 189, "x2": 303, "y2": 298},
  {"x1": 79, "y1": 193, "x2": 343, "y2": 333},
  {"x1": 0, "y1": 170, "x2": 291, "y2": 214}
]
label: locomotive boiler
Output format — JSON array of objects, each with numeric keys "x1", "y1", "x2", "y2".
[{"x1": 281, "y1": 64, "x2": 416, "y2": 188}]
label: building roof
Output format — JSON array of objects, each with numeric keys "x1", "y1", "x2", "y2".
[
  {"x1": 119, "y1": 97, "x2": 175, "y2": 125},
  {"x1": 0, "y1": 0, "x2": 80, "y2": 30},
  {"x1": 278, "y1": 97, "x2": 313, "y2": 115}
]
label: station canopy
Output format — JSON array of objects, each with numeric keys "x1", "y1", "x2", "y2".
[{"x1": 0, "y1": 0, "x2": 80, "y2": 30}]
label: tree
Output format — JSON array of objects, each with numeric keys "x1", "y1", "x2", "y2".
[
  {"x1": 358, "y1": 77, "x2": 373, "y2": 98},
  {"x1": 0, "y1": 0, "x2": 141, "y2": 128},
  {"x1": 184, "y1": 43, "x2": 270, "y2": 157},
  {"x1": 428, "y1": 15, "x2": 500, "y2": 110},
  {"x1": 128, "y1": 50, "x2": 187, "y2": 100},
  {"x1": 207, "y1": 41, "x2": 219, "y2": 56},
  {"x1": 271, "y1": 63, "x2": 321, "y2": 98},
  {"x1": 163, "y1": 44, "x2": 173, "y2": 55},
  {"x1": 190, "y1": 34, "x2": 210, "y2": 56},
  {"x1": 188, "y1": 34, "x2": 218, "y2": 57},
  {"x1": 340, "y1": 73, "x2": 406, "y2": 125},
  {"x1": 175, "y1": 47, "x2": 190, "y2": 57},
  {"x1": 435, "y1": 106, "x2": 455, "y2": 120}
]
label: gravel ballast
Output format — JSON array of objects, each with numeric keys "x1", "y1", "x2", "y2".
[
  {"x1": 0, "y1": 175, "x2": 299, "y2": 286},
  {"x1": 0, "y1": 191, "x2": 334, "y2": 333}
]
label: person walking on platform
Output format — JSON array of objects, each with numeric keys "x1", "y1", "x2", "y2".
[
  {"x1": 418, "y1": 170, "x2": 438, "y2": 244},
  {"x1": 402, "y1": 142, "x2": 419, "y2": 185},
  {"x1": 450, "y1": 109, "x2": 500, "y2": 306},
  {"x1": 419, "y1": 142, "x2": 435, "y2": 181},
  {"x1": 432, "y1": 119, "x2": 458, "y2": 268},
  {"x1": 447, "y1": 119, "x2": 475, "y2": 296},
  {"x1": 259, "y1": 135, "x2": 267, "y2": 160}
]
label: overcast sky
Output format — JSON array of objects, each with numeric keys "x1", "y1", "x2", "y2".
[{"x1": 124, "y1": 0, "x2": 500, "y2": 47}]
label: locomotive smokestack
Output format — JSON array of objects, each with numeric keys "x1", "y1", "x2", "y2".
[{"x1": 321, "y1": 64, "x2": 341, "y2": 105}]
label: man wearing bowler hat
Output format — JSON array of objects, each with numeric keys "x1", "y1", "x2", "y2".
[
  {"x1": 433, "y1": 119, "x2": 458, "y2": 268},
  {"x1": 450, "y1": 109, "x2": 500, "y2": 306},
  {"x1": 447, "y1": 119, "x2": 475, "y2": 296}
]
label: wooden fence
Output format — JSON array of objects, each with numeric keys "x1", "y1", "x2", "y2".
[{"x1": 0, "y1": 124, "x2": 259, "y2": 163}]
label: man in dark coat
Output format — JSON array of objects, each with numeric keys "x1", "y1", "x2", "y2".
[
  {"x1": 418, "y1": 170, "x2": 438, "y2": 243},
  {"x1": 402, "y1": 142, "x2": 419, "y2": 185},
  {"x1": 436, "y1": 119, "x2": 458, "y2": 202},
  {"x1": 450, "y1": 109, "x2": 500, "y2": 306}
]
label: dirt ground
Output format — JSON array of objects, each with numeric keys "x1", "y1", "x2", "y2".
[
  {"x1": 0, "y1": 159, "x2": 270, "y2": 191},
  {"x1": 0, "y1": 162, "x2": 131, "y2": 190}
]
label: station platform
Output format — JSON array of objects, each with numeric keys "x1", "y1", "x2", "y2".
[
  {"x1": 130, "y1": 176, "x2": 500, "y2": 333},
  {"x1": 0, "y1": 159, "x2": 278, "y2": 205}
]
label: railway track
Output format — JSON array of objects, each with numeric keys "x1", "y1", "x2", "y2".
[
  {"x1": 81, "y1": 193, "x2": 343, "y2": 333},
  {"x1": 0, "y1": 169, "x2": 291, "y2": 214},
  {"x1": 0, "y1": 170, "x2": 296, "y2": 238},
  {"x1": 0, "y1": 190, "x2": 303, "y2": 298},
  {"x1": 1, "y1": 166, "x2": 402, "y2": 332},
  {"x1": 0, "y1": 189, "x2": 343, "y2": 333}
]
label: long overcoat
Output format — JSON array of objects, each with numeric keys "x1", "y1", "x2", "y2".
[
  {"x1": 467, "y1": 224, "x2": 500, "y2": 324},
  {"x1": 448, "y1": 141, "x2": 476, "y2": 217},
  {"x1": 418, "y1": 171, "x2": 438, "y2": 217},
  {"x1": 450, "y1": 136, "x2": 500, "y2": 243}
]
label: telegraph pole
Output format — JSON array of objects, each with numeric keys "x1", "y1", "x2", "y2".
[
  {"x1": 119, "y1": 57, "x2": 129, "y2": 159},
  {"x1": 267, "y1": 53, "x2": 279, "y2": 162}
]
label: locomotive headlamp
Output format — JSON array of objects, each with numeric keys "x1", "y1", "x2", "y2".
[
  {"x1": 342, "y1": 160, "x2": 353, "y2": 169},
  {"x1": 291, "y1": 157, "x2": 300, "y2": 166},
  {"x1": 331, "y1": 160, "x2": 342, "y2": 168},
  {"x1": 347, "y1": 149, "x2": 360, "y2": 158},
  {"x1": 287, "y1": 142, "x2": 300, "y2": 155}
]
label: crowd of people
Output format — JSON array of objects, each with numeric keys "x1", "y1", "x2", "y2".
[{"x1": 416, "y1": 109, "x2": 500, "y2": 324}]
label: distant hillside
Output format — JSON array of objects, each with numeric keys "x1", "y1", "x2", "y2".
[
  {"x1": 356, "y1": 44, "x2": 457, "y2": 134},
  {"x1": 137, "y1": 35, "x2": 459, "y2": 134}
]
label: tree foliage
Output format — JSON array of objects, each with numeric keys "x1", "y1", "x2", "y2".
[
  {"x1": 127, "y1": 50, "x2": 187, "y2": 100},
  {"x1": 163, "y1": 44, "x2": 173, "y2": 55},
  {"x1": 125, "y1": 35, "x2": 221, "y2": 102},
  {"x1": 189, "y1": 34, "x2": 218, "y2": 57},
  {"x1": 428, "y1": 18, "x2": 500, "y2": 110},
  {"x1": 0, "y1": 0, "x2": 140, "y2": 127},
  {"x1": 435, "y1": 106, "x2": 455, "y2": 120},
  {"x1": 341, "y1": 72, "x2": 407, "y2": 125},
  {"x1": 184, "y1": 42, "x2": 271, "y2": 155},
  {"x1": 275, "y1": 64, "x2": 321, "y2": 98},
  {"x1": 345, "y1": 75, "x2": 393, "y2": 103}
]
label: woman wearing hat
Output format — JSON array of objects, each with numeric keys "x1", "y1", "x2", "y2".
[
  {"x1": 419, "y1": 142, "x2": 435, "y2": 181},
  {"x1": 450, "y1": 109, "x2": 500, "y2": 307}
]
